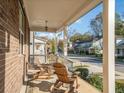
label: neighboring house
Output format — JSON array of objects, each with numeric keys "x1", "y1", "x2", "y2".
[
  {"x1": 30, "y1": 32, "x2": 47, "y2": 63},
  {"x1": 91, "y1": 37, "x2": 124, "y2": 57},
  {"x1": 73, "y1": 41, "x2": 93, "y2": 54},
  {"x1": 34, "y1": 39, "x2": 46, "y2": 55},
  {"x1": 30, "y1": 33, "x2": 47, "y2": 55},
  {"x1": 71, "y1": 36, "x2": 103, "y2": 55},
  {"x1": 68, "y1": 40, "x2": 73, "y2": 49},
  {"x1": 115, "y1": 39, "x2": 124, "y2": 57},
  {"x1": 73, "y1": 38, "x2": 103, "y2": 55},
  {"x1": 90, "y1": 38, "x2": 103, "y2": 54}
]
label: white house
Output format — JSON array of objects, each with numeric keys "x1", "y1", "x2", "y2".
[
  {"x1": 90, "y1": 37, "x2": 124, "y2": 57},
  {"x1": 30, "y1": 32, "x2": 47, "y2": 64},
  {"x1": 34, "y1": 39, "x2": 46, "y2": 55},
  {"x1": 115, "y1": 39, "x2": 124, "y2": 57},
  {"x1": 89, "y1": 38, "x2": 103, "y2": 55}
]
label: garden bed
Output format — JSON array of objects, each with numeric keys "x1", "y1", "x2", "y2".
[{"x1": 74, "y1": 67, "x2": 124, "y2": 93}]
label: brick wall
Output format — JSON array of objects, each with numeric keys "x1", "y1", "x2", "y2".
[
  {"x1": 0, "y1": 0, "x2": 29, "y2": 93},
  {"x1": 23, "y1": 17, "x2": 30, "y2": 82}
]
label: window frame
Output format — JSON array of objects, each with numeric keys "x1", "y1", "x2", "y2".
[{"x1": 19, "y1": 1, "x2": 25, "y2": 54}]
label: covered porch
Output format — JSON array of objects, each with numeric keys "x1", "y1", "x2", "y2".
[
  {"x1": 19, "y1": 0, "x2": 115, "y2": 93},
  {"x1": 21, "y1": 0, "x2": 116, "y2": 93},
  {"x1": 26, "y1": 68, "x2": 101, "y2": 93}
]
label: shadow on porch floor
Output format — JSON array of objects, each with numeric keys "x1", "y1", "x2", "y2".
[{"x1": 26, "y1": 75, "x2": 101, "y2": 93}]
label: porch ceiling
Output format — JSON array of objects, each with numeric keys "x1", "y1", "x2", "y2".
[{"x1": 23, "y1": 0, "x2": 102, "y2": 32}]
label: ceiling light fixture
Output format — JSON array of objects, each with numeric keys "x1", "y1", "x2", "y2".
[{"x1": 45, "y1": 20, "x2": 48, "y2": 32}]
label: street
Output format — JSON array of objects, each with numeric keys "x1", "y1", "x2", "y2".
[{"x1": 68, "y1": 56, "x2": 124, "y2": 73}]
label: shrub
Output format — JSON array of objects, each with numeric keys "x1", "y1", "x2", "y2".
[
  {"x1": 116, "y1": 81, "x2": 124, "y2": 93},
  {"x1": 87, "y1": 74, "x2": 103, "y2": 91},
  {"x1": 75, "y1": 68, "x2": 89, "y2": 80},
  {"x1": 117, "y1": 56, "x2": 124, "y2": 59},
  {"x1": 74, "y1": 67, "x2": 124, "y2": 93},
  {"x1": 87, "y1": 74, "x2": 124, "y2": 93}
]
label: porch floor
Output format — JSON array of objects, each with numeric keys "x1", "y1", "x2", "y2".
[{"x1": 26, "y1": 75, "x2": 101, "y2": 93}]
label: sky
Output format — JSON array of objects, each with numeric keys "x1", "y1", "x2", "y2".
[
  {"x1": 35, "y1": 31, "x2": 64, "y2": 40},
  {"x1": 36, "y1": 0, "x2": 124, "y2": 39},
  {"x1": 116, "y1": 0, "x2": 124, "y2": 20},
  {"x1": 68, "y1": 3, "x2": 103, "y2": 37},
  {"x1": 35, "y1": 32, "x2": 55, "y2": 39},
  {"x1": 68, "y1": 0, "x2": 124, "y2": 37}
]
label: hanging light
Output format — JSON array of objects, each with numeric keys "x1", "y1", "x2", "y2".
[{"x1": 45, "y1": 20, "x2": 48, "y2": 32}]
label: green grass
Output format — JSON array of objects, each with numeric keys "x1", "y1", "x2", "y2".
[
  {"x1": 116, "y1": 79, "x2": 124, "y2": 84},
  {"x1": 74, "y1": 65, "x2": 89, "y2": 69}
]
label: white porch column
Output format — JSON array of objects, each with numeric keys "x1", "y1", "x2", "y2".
[
  {"x1": 103, "y1": 0, "x2": 115, "y2": 93},
  {"x1": 55, "y1": 32, "x2": 58, "y2": 55},
  {"x1": 63, "y1": 26, "x2": 68, "y2": 56}
]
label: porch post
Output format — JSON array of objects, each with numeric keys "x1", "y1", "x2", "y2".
[
  {"x1": 55, "y1": 32, "x2": 58, "y2": 55},
  {"x1": 63, "y1": 26, "x2": 68, "y2": 56},
  {"x1": 103, "y1": 0, "x2": 115, "y2": 93},
  {"x1": 33, "y1": 31, "x2": 35, "y2": 64}
]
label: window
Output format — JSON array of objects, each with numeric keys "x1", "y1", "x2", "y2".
[
  {"x1": 123, "y1": 49, "x2": 124, "y2": 54},
  {"x1": 19, "y1": 1, "x2": 25, "y2": 54},
  {"x1": 19, "y1": 30, "x2": 24, "y2": 54},
  {"x1": 117, "y1": 49, "x2": 120, "y2": 54}
]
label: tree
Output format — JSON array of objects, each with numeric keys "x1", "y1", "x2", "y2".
[
  {"x1": 58, "y1": 40, "x2": 64, "y2": 52},
  {"x1": 68, "y1": 29, "x2": 77, "y2": 38},
  {"x1": 90, "y1": 12, "x2": 124, "y2": 37},
  {"x1": 70, "y1": 33, "x2": 82, "y2": 42},
  {"x1": 115, "y1": 13, "x2": 124, "y2": 36},
  {"x1": 48, "y1": 39, "x2": 56, "y2": 54},
  {"x1": 70, "y1": 32, "x2": 93, "y2": 43},
  {"x1": 90, "y1": 12, "x2": 103, "y2": 38}
]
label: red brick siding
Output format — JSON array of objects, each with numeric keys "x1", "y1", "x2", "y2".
[{"x1": 0, "y1": 0, "x2": 29, "y2": 93}]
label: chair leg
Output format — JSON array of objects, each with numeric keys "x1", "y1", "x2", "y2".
[
  {"x1": 50, "y1": 85, "x2": 54, "y2": 93},
  {"x1": 54, "y1": 79, "x2": 60, "y2": 86},
  {"x1": 50, "y1": 80, "x2": 62, "y2": 92},
  {"x1": 68, "y1": 82, "x2": 75, "y2": 93}
]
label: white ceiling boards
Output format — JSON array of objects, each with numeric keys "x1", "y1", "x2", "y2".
[{"x1": 23, "y1": 0, "x2": 102, "y2": 32}]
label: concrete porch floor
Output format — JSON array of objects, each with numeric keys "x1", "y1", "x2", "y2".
[{"x1": 25, "y1": 75, "x2": 101, "y2": 93}]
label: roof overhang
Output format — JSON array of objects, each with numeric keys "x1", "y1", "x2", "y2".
[{"x1": 23, "y1": 0, "x2": 102, "y2": 32}]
